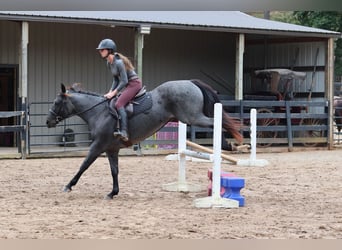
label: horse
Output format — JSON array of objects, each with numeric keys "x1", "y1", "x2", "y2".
[
  {"x1": 46, "y1": 79, "x2": 243, "y2": 199},
  {"x1": 334, "y1": 97, "x2": 342, "y2": 143}
]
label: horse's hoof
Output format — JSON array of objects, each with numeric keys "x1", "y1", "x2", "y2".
[
  {"x1": 63, "y1": 186, "x2": 72, "y2": 192},
  {"x1": 104, "y1": 194, "x2": 113, "y2": 200}
]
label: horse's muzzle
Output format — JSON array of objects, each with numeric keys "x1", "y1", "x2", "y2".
[
  {"x1": 46, "y1": 117, "x2": 58, "y2": 128},
  {"x1": 46, "y1": 110, "x2": 63, "y2": 128},
  {"x1": 46, "y1": 119, "x2": 55, "y2": 128}
]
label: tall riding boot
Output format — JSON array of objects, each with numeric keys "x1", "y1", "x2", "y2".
[{"x1": 113, "y1": 107, "x2": 129, "y2": 141}]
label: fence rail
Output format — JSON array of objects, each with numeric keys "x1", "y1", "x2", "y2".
[
  {"x1": 24, "y1": 99, "x2": 336, "y2": 155},
  {"x1": 0, "y1": 111, "x2": 26, "y2": 159},
  {"x1": 190, "y1": 100, "x2": 329, "y2": 150}
]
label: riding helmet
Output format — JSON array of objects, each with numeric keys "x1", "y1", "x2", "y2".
[{"x1": 96, "y1": 39, "x2": 117, "y2": 52}]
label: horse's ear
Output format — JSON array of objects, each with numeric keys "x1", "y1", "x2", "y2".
[{"x1": 61, "y1": 84, "x2": 66, "y2": 94}]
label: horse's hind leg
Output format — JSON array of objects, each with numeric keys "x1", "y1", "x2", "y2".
[{"x1": 105, "y1": 151, "x2": 119, "y2": 199}]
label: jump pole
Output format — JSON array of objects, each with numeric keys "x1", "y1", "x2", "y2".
[
  {"x1": 193, "y1": 103, "x2": 239, "y2": 208},
  {"x1": 186, "y1": 140, "x2": 238, "y2": 164},
  {"x1": 237, "y1": 108, "x2": 269, "y2": 167}
]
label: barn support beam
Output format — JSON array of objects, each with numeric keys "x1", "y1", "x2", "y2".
[
  {"x1": 19, "y1": 21, "x2": 29, "y2": 100},
  {"x1": 326, "y1": 37, "x2": 334, "y2": 150},
  {"x1": 235, "y1": 33, "x2": 244, "y2": 100},
  {"x1": 134, "y1": 25, "x2": 150, "y2": 80},
  {"x1": 19, "y1": 21, "x2": 29, "y2": 156}
]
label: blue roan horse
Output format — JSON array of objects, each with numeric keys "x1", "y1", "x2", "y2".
[{"x1": 46, "y1": 79, "x2": 243, "y2": 199}]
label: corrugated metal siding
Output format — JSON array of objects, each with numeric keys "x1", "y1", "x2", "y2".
[
  {"x1": 27, "y1": 22, "x2": 135, "y2": 144},
  {"x1": 244, "y1": 41, "x2": 326, "y2": 95},
  {"x1": 143, "y1": 29, "x2": 235, "y2": 94},
  {"x1": 0, "y1": 20, "x2": 20, "y2": 64},
  {"x1": 143, "y1": 28, "x2": 236, "y2": 94}
]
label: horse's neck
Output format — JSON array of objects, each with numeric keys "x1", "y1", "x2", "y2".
[{"x1": 70, "y1": 93, "x2": 107, "y2": 124}]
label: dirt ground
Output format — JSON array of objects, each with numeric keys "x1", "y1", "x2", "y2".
[{"x1": 0, "y1": 148, "x2": 341, "y2": 239}]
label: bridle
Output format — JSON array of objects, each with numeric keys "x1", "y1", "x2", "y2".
[
  {"x1": 49, "y1": 95, "x2": 108, "y2": 124},
  {"x1": 48, "y1": 108, "x2": 64, "y2": 124}
]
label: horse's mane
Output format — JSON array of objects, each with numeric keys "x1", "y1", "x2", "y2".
[
  {"x1": 69, "y1": 88, "x2": 102, "y2": 97},
  {"x1": 67, "y1": 83, "x2": 102, "y2": 97}
]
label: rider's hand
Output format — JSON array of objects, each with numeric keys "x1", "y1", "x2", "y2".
[
  {"x1": 104, "y1": 89, "x2": 117, "y2": 99},
  {"x1": 104, "y1": 92, "x2": 112, "y2": 99}
]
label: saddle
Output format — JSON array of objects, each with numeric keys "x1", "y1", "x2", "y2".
[{"x1": 109, "y1": 86, "x2": 153, "y2": 118}]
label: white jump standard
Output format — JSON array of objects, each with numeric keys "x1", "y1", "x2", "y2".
[
  {"x1": 193, "y1": 103, "x2": 239, "y2": 208},
  {"x1": 236, "y1": 108, "x2": 269, "y2": 167},
  {"x1": 163, "y1": 103, "x2": 239, "y2": 208},
  {"x1": 162, "y1": 118, "x2": 204, "y2": 193}
]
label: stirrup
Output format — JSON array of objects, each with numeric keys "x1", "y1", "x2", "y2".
[{"x1": 113, "y1": 130, "x2": 129, "y2": 141}]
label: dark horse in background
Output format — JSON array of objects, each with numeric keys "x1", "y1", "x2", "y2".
[
  {"x1": 46, "y1": 79, "x2": 243, "y2": 199},
  {"x1": 334, "y1": 97, "x2": 342, "y2": 143}
]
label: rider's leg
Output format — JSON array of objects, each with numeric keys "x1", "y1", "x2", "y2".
[
  {"x1": 113, "y1": 79, "x2": 142, "y2": 141},
  {"x1": 113, "y1": 107, "x2": 128, "y2": 141}
]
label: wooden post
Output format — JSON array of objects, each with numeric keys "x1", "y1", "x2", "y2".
[
  {"x1": 20, "y1": 21, "x2": 29, "y2": 157},
  {"x1": 326, "y1": 38, "x2": 334, "y2": 150},
  {"x1": 285, "y1": 101, "x2": 293, "y2": 151},
  {"x1": 134, "y1": 31, "x2": 144, "y2": 79},
  {"x1": 235, "y1": 33, "x2": 245, "y2": 101},
  {"x1": 134, "y1": 25, "x2": 150, "y2": 79},
  {"x1": 20, "y1": 21, "x2": 29, "y2": 100}
]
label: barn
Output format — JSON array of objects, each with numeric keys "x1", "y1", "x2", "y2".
[{"x1": 0, "y1": 11, "x2": 340, "y2": 157}]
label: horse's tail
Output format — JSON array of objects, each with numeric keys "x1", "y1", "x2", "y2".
[{"x1": 191, "y1": 79, "x2": 243, "y2": 143}]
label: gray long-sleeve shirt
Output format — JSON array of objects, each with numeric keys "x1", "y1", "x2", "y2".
[{"x1": 107, "y1": 54, "x2": 138, "y2": 92}]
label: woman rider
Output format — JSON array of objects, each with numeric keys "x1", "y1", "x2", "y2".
[{"x1": 97, "y1": 38, "x2": 142, "y2": 141}]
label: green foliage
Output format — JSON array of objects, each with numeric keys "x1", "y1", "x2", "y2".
[
  {"x1": 249, "y1": 11, "x2": 342, "y2": 77},
  {"x1": 293, "y1": 12, "x2": 342, "y2": 77},
  {"x1": 271, "y1": 11, "x2": 300, "y2": 25},
  {"x1": 293, "y1": 11, "x2": 342, "y2": 32}
]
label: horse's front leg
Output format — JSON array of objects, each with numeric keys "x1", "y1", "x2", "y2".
[
  {"x1": 105, "y1": 151, "x2": 119, "y2": 200},
  {"x1": 63, "y1": 145, "x2": 102, "y2": 193}
]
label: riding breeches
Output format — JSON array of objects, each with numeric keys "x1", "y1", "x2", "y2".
[{"x1": 113, "y1": 78, "x2": 142, "y2": 109}]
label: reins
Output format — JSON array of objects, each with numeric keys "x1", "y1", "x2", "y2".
[
  {"x1": 73, "y1": 98, "x2": 108, "y2": 117},
  {"x1": 49, "y1": 96, "x2": 108, "y2": 123}
]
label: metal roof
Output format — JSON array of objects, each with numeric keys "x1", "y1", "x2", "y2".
[{"x1": 0, "y1": 11, "x2": 340, "y2": 38}]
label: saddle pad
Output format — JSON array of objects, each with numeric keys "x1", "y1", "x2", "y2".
[{"x1": 129, "y1": 92, "x2": 153, "y2": 117}]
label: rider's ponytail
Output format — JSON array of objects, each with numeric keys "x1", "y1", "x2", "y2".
[{"x1": 115, "y1": 53, "x2": 135, "y2": 71}]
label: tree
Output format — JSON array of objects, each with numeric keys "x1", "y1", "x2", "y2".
[
  {"x1": 248, "y1": 11, "x2": 342, "y2": 78},
  {"x1": 292, "y1": 12, "x2": 342, "y2": 78}
]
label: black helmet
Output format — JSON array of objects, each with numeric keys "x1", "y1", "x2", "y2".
[{"x1": 96, "y1": 39, "x2": 116, "y2": 51}]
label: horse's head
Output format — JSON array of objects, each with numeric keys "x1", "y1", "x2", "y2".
[{"x1": 46, "y1": 84, "x2": 75, "y2": 128}]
